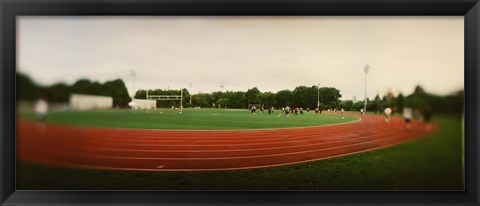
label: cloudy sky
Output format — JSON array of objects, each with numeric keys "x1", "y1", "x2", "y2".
[{"x1": 17, "y1": 16, "x2": 463, "y2": 100}]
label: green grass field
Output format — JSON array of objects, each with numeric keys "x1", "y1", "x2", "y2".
[
  {"x1": 18, "y1": 108, "x2": 358, "y2": 130},
  {"x1": 16, "y1": 113, "x2": 464, "y2": 190}
]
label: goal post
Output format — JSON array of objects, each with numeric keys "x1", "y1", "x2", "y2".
[{"x1": 146, "y1": 89, "x2": 184, "y2": 113}]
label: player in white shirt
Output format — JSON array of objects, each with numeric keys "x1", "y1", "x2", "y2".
[
  {"x1": 384, "y1": 107, "x2": 392, "y2": 124},
  {"x1": 34, "y1": 98, "x2": 48, "y2": 121},
  {"x1": 403, "y1": 107, "x2": 413, "y2": 130}
]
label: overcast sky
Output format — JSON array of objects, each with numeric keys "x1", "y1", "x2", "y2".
[{"x1": 17, "y1": 16, "x2": 464, "y2": 100}]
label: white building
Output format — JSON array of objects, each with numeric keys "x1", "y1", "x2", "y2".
[
  {"x1": 131, "y1": 99, "x2": 156, "y2": 109},
  {"x1": 69, "y1": 93, "x2": 113, "y2": 110}
]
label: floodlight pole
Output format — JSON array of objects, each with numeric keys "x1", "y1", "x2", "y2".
[
  {"x1": 130, "y1": 69, "x2": 136, "y2": 99},
  {"x1": 363, "y1": 65, "x2": 369, "y2": 114},
  {"x1": 180, "y1": 89, "x2": 183, "y2": 113},
  {"x1": 317, "y1": 83, "x2": 320, "y2": 109},
  {"x1": 351, "y1": 95, "x2": 355, "y2": 111},
  {"x1": 189, "y1": 83, "x2": 192, "y2": 104}
]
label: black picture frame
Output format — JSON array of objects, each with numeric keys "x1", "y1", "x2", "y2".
[{"x1": 1, "y1": 0, "x2": 479, "y2": 205}]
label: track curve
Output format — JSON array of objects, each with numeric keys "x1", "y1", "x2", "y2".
[{"x1": 17, "y1": 113, "x2": 436, "y2": 171}]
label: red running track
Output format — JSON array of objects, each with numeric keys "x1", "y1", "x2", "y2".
[{"x1": 17, "y1": 113, "x2": 436, "y2": 171}]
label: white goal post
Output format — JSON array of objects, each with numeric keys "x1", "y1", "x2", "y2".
[{"x1": 146, "y1": 89, "x2": 183, "y2": 113}]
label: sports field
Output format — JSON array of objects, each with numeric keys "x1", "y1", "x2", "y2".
[
  {"x1": 16, "y1": 109, "x2": 463, "y2": 190},
  {"x1": 18, "y1": 108, "x2": 358, "y2": 130}
]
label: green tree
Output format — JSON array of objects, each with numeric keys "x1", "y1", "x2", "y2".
[
  {"x1": 319, "y1": 87, "x2": 342, "y2": 109},
  {"x1": 103, "y1": 79, "x2": 131, "y2": 108},
  {"x1": 342, "y1": 100, "x2": 353, "y2": 111},
  {"x1": 443, "y1": 90, "x2": 463, "y2": 113},
  {"x1": 17, "y1": 72, "x2": 134, "y2": 107},
  {"x1": 192, "y1": 93, "x2": 213, "y2": 108},
  {"x1": 71, "y1": 79, "x2": 93, "y2": 94},
  {"x1": 414, "y1": 85, "x2": 426, "y2": 94},
  {"x1": 382, "y1": 96, "x2": 389, "y2": 109},
  {"x1": 396, "y1": 93, "x2": 405, "y2": 113},
  {"x1": 216, "y1": 98, "x2": 229, "y2": 108},
  {"x1": 211, "y1": 91, "x2": 224, "y2": 105},
  {"x1": 318, "y1": 102, "x2": 326, "y2": 111},
  {"x1": 16, "y1": 72, "x2": 41, "y2": 101},
  {"x1": 373, "y1": 94, "x2": 381, "y2": 114},
  {"x1": 384, "y1": 91, "x2": 396, "y2": 109},
  {"x1": 134, "y1": 90, "x2": 147, "y2": 99},
  {"x1": 405, "y1": 85, "x2": 439, "y2": 110},
  {"x1": 45, "y1": 83, "x2": 70, "y2": 103},
  {"x1": 352, "y1": 101, "x2": 364, "y2": 111},
  {"x1": 292, "y1": 86, "x2": 316, "y2": 108},
  {"x1": 227, "y1": 91, "x2": 247, "y2": 108},
  {"x1": 246, "y1": 87, "x2": 261, "y2": 105},
  {"x1": 258, "y1": 92, "x2": 277, "y2": 107},
  {"x1": 276, "y1": 90, "x2": 292, "y2": 107},
  {"x1": 181, "y1": 88, "x2": 191, "y2": 107}
]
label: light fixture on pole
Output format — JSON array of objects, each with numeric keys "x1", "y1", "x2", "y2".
[
  {"x1": 363, "y1": 65, "x2": 369, "y2": 114},
  {"x1": 317, "y1": 83, "x2": 320, "y2": 109},
  {"x1": 189, "y1": 83, "x2": 192, "y2": 104},
  {"x1": 352, "y1": 95, "x2": 356, "y2": 111},
  {"x1": 129, "y1": 69, "x2": 136, "y2": 99}
]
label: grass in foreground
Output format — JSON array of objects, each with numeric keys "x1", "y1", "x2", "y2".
[
  {"x1": 18, "y1": 108, "x2": 358, "y2": 130},
  {"x1": 16, "y1": 114, "x2": 463, "y2": 190}
]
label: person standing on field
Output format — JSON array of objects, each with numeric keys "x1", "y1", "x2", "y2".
[
  {"x1": 423, "y1": 107, "x2": 433, "y2": 131},
  {"x1": 251, "y1": 105, "x2": 257, "y2": 114},
  {"x1": 35, "y1": 98, "x2": 49, "y2": 121},
  {"x1": 34, "y1": 97, "x2": 49, "y2": 133},
  {"x1": 384, "y1": 107, "x2": 392, "y2": 124},
  {"x1": 403, "y1": 106, "x2": 413, "y2": 130},
  {"x1": 285, "y1": 106, "x2": 291, "y2": 117}
]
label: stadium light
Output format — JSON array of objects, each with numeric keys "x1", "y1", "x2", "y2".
[
  {"x1": 189, "y1": 83, "x2": 192, "y2": 104},
  {"x1": 317, "y1": 83, "x2": 320, "y2": 109},
  {"x1": 130, "y1": 69, "x2": 136, "y2": 99},
  {"x1": 188, "y1": 83, "x2": 192, "y2": 104},
  {"x1": 352, "y1": 95, "x2": 356, "y2": 111},
  {"x1": 363, "y1": 65, "x2": 369, "y2": 114}
]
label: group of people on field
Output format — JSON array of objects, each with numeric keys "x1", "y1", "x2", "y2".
[
  {"x1": 255, "y1": 103, "x2": 433, "y2": 131},
  {"x1": 250, "y1": 105, "x2": 276, "y2": 114},
  {"x1": 280, "y1": 106, "x2": 304, "y2": 116},
  {"x1": 383, "y1": 106, "x2": 432, "y2": 131},
  {"x1": 250, "y1": 105, "x2": 318, "y2": 117}
]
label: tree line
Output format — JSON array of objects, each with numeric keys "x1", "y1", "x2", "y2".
[
  {"x1": 134, "y1": 86, "x2": 343, "y2": 110},
  {"x1": 18, "y1": 72, "x2": 463, "y2": 113},
  {"x1": 16, "y1": 72, "x2": 131, "y2": 107},
  {"x1": 339, "y1": 85, "x2": 464, "y2": 114},
  {"x1": 135, "y1": 84, "x2": 463, "y2": 115}
]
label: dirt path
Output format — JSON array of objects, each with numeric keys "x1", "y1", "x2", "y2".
[{"x1": 17, "y1": 113, "x2": 436, "y2": 171}]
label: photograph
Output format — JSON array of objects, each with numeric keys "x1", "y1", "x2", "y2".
[{"x1": 15, "y1": 16, "x2": 464, "y2": 190}]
